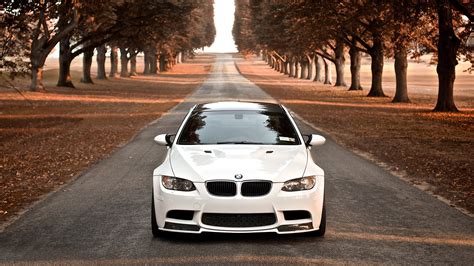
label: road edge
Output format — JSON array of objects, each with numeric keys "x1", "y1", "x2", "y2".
[
  {"x1": 0, "y1": 55, "x2": 216, "y2": 232},
  {"x1": 289, "y1": 110, "x2": 473, "y2": 218},
  {"x1": 233, "y1": 58, "x2": 473, "y2": 218}
]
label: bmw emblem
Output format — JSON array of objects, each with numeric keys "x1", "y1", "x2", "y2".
[{"x1": 234, "y1": 174, "x2": 243, "y2": 180}]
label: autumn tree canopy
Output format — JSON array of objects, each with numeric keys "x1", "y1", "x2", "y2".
[
  {"x1": 233, "y1": 0, "x2": 473, "y2": 112},
  {"x1": 1, "y1": 0, "x2": 216, "y2": 90}
]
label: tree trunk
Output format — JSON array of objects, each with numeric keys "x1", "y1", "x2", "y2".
[
  {"x1": 57, "y1": 56, "x2": 74, "y2": 87},
  {"x1": 174, "y1": 54, "x2": 179, "y2": 65},
  {"x1": 30, "y1": 66, "x2": 45, "y2": 91},
  {"x1": 307, "y1": 55, "x2": 314, "y2": 80},
  {"x1": 96, "y1": 45, "x2": 107, "y2": 80},
  {"x1": 150, "y1": 52, "x2": 158, "y2": 74},
  {"x1": 130, "y1": 53, "x2": 137, "y2": 76},
  {"x1": 367, "y1": 34, "x2": 386, "y2": 97},
  {"x1": 304, "y1": 61, "x2": 310, "y2": 79},
  {"x1": 334, "y1": 40, "x2": 347, "y2": 87},
  {"x1": 29, "y1": 54, "x2": 47, "y2": 92},
  {"x1": 295, "y1": 61, "x2": 300, "y2": 79},
  {"x1": 167, "y1": 58, "x2": 173, "y2": 71},
  {"x1": 120, "y1": 47, "x2": 129, "y2": 77},
  {"x1": 57, "y1": 38, "x2": 74, "y2": 88},
  {"x1": 392, "y1": 44, "x2": 410, "y2": 103},
  {"x1": 323, "y1": 58, "x2": 332, "y2": 85},
  {"x1": 143, "y1": 51, "x2": 150, "y2": 74},
  {"x1": 289, "y1": 59, "x2": 295, "y2": 77},
  {"x1": 300, "y1": 61, "x2": 307, "y2": 79},
  {"x1": 298, "y1": 61, "x2": 306, "y2": 79},
  {"x1": 80, "y1": 49, "x2": 94, "y2": 84},
  {"x1": 292, "y1": 61, "x2": 296, "y2": 78},
  {"x1": 159, "y1": 53, "x2": 167, "y2": 72},
  {"x1": 314, "y1": 55, "x2": 323, "y2": 82},
  {"x1": 284, "y1": 61, "x2": 289, "y2": 75},
  {"x1": 434, "y1": 0, "x2": 459, "y2": 112},
  {"x1": 349, "y1": 46, "x2": 362, "y2": 90},
  {"x1": 109, "y1": 46, "x2": 118, "y2": 78},
  {"x1": 28, "y1": 8, "x2": 75, "y2": 92}
]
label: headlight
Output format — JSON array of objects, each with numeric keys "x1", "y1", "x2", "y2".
[
  {"x1": 281, "y1": 176, "x2": 316, "y2": 191},
  {"x1": 161, "y1": 176, "x2": 196, "y2": 191}
]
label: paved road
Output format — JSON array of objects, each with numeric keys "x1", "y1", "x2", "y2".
[{"x1": 1, "y1": 54, "x2": 473, "y2": 264}]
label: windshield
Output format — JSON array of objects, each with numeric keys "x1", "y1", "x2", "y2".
[{"x1": 177, "y1": 110, "x2": 301, "y2": 145}]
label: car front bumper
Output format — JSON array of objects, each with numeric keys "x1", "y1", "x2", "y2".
[{"x1": 152, "y1": 176, "x2": 325, "y2": 234}]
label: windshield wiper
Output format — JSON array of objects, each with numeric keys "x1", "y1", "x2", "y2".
[{"x1": 216, "y1": 141, "x2": 266, "y2": 145}]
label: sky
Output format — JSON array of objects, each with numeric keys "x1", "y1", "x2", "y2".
[{"x1": 203, "y1": 0, "x2": 238, "y2": 53}]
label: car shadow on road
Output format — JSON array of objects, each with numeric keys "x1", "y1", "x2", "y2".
[{"x1": 153, "y1": 231, "x2": 324, "y2": 244}]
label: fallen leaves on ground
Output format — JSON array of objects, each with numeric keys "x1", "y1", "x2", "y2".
[
  {"x1": 0, "y1": 54, "x2": 214, "y2": 224},
  {"x1": 236, "y1": 56, "x2": 473, "y2": 213}
]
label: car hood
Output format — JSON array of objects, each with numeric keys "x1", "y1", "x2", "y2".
[{"x1": 169, "y1": 145, "x2": 308, "y2": 183}]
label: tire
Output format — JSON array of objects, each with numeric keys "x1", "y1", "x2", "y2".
[
  {"x1": 308, "y1": 201, "x2": 326, "y2": 237},
  {"x1": 151, "y1": 194, "x2": 161, "y2": 238}
]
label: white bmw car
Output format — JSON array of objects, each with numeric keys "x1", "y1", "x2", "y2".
[{"x1": 152, "y1": 101, "x2": 326, "y2": 236}]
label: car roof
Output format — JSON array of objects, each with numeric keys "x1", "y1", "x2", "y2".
[{"x1": 193, "y1": 101, "x2": 285, "y2": 113}]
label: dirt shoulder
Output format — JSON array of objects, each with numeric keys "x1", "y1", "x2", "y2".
[
  {"x1": 0, "y1": 54, "x2": 214, "y2": 225},
  {"x1": 236, "y1": 56, "x2": 473, "y2": 214}
]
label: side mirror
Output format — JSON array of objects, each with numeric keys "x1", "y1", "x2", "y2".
[
  {"x1": 305, "y1": 134, "x2": 326, "y2": 147},
  {"x1": 154, "y1": 134, "x2": 173, "y2": 146}
]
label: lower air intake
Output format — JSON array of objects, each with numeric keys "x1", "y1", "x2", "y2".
[{"x1": 201, "y1": 213, "x2": 276, "y2": 227}]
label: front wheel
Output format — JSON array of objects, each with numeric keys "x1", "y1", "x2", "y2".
[
  {"x1": 308, "y1": 202, "x2": 326, "y2": 237},
  {"x1": 151, "y1": 194, "x2": 161, "y2": 238}
]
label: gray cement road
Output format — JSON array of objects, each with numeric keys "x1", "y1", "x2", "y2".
[{"x1": 0, "y1": 54, "x2": 473, "y2": 264}]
